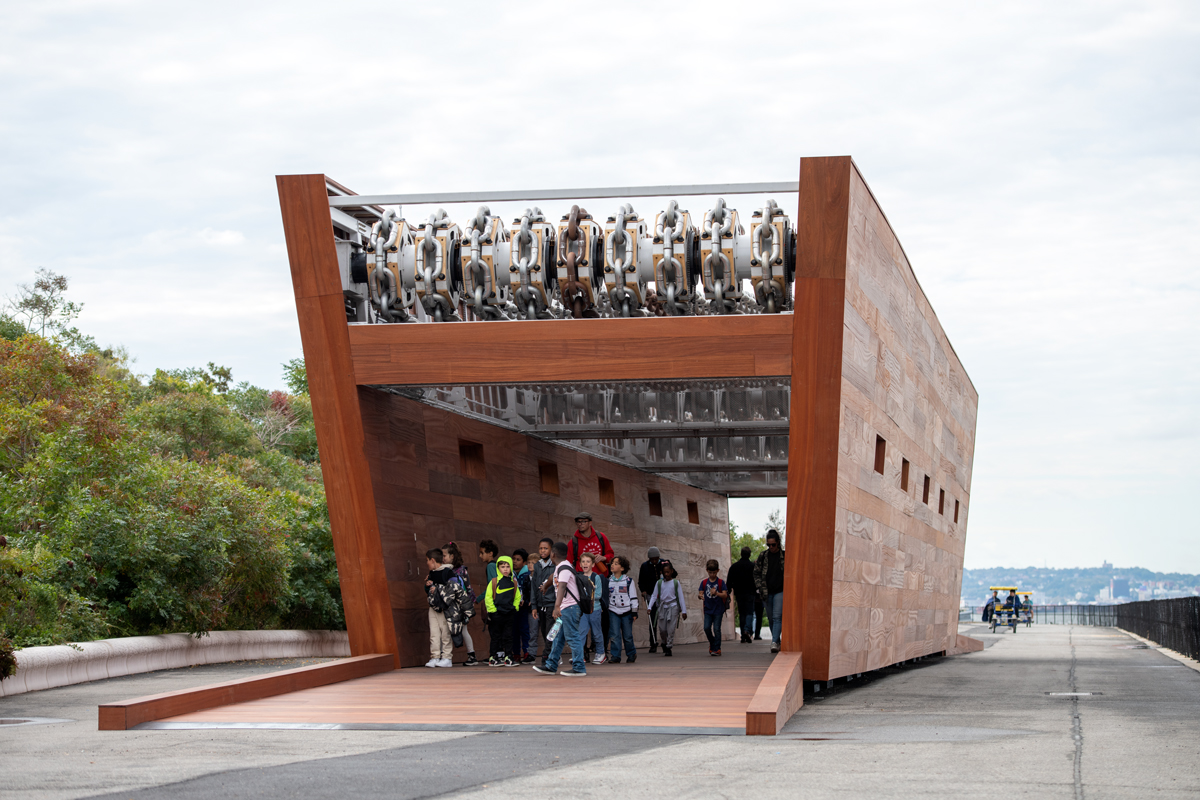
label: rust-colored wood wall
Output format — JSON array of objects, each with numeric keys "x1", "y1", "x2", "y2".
[
  {"x1": 789, "y1": 157, "x2": 979, "y2": 681},
  {"x1": 359, "y1": 389, "x2": 733, "y2": 668},
  {"x1": 278, "y1": 175, "x2": 399, "y2": 666}
]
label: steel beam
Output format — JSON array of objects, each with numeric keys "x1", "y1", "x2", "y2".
[{"x1": 329, "y1": 181, "x2": 799, "y2": 209}]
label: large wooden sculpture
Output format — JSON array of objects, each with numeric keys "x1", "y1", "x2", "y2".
[{"x1": 278, "y1": 156, "x2": 978, "y2": 681}]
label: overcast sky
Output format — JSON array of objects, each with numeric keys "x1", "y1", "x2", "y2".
[{"x1": 1, "y1": 1, "x2": 1196, "y2": 572}]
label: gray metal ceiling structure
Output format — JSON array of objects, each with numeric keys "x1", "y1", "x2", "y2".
[{"x1": 377, "y1": 378, "x2": 790, "y2": 497}]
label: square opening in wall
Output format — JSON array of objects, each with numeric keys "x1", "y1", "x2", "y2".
[
  {"x1": 598, "y1": 477, "x2": 615, "y2": 507},
  {"x1": 901, "y1": 458, "x2": 910, "y2": 492},
  {"x1": 874, "y1": 435, "x2": 886, "y2": 475},
  {"x1": 538, "y1": 461, "x2": 559, "y2": 495},
  {"x1": 648, "y1": 491, "x2": 663, "y2": 517},
  {"x1": 922, "y1": 475, "x2": 930, "y2": 504},
  {"x1": 954, "y1": 499, "x2": 960, "y2": 523},
  {"x1": 459, "y1": 441, "x2": 485, "y2": 480},
  {"x1": 938, "y1": 488, "x2": 945, "y2": 515},
  {"x1": 687, "y1": 500, "x2": 700, "y2": 524}
]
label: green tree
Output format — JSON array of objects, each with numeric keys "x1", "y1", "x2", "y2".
[
  {"x1": 0, "y1": 314, "x2": 27, "y2": 342},
  {"x1": 282, "y1": 358, "x2": 308, "y2": 395},
  {"x1": 0, "y1": 311, "x2": 343, "y2": 647},
  {"x1": 765, "y1": 507, "x2": 785, "y2": 538},
  {"x1": 729, "y1": 520, "x2": 765, "y2": 566},
  {"x1": 7, "y1": 269, "x2": 82, "y2": 337}
]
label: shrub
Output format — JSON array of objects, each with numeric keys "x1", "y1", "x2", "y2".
[{"x1": 0, "y1": 635, "x2": 16, "y2": 680}]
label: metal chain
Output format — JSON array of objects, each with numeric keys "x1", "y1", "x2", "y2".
[
  {"x1": 606, "y1": 203, "x2": 638, "y2": 317},
  {"x1": 752, "y1": 200, "x2": 785, "y2": 313},
  {"x1": 656, "y1": 200, "x2": 687, "y2": 315},
  {"x1": 703, "y1": 198, "x2": 733, "y2": 313},
  {"x1": 558, "y1": 204, "x2": 590, "y2": 318},
  {"x1": 511, "y1": 207, "x2": 546, "y2": 320}
]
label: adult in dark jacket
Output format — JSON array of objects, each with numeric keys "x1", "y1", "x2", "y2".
[
  {"x1": 638, "y1": 546, "x2": 664, "y2": 653},
  {"x1": 982, "y1": 591, "x2": 998, "y2": 622},
  {"x1": 726, "y1": 547, "x2": 757, "y2": 643},
  {"x1": 753, "y1": 529, "x2": 786, "y2": 652}
]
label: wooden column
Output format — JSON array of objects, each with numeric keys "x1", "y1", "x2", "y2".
[
  {"x1": 783, "y1": 157, "x2": 851, "y2": 676},
  {"x1": 277, "y1": 174, "x2": 400, "y2": 667}
]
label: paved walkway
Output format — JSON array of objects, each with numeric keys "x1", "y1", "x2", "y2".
[{"x1": 1, "y1": 625, "x2": 1197, "y2": 799}]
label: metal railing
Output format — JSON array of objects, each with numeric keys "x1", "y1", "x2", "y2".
[
  {"x1": 959, "y1": 599, "x2": 1200, "y2": 660},
  {"x1": 961, "y1": 605, "x2": 1116, "y2": 625},
  {"x1": 1116, "y1": 598, "x2": 1200, "y2": 661}
]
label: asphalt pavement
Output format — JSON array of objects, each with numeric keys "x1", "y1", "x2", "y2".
[{"x1": 2, "y1": 625, "x2": 1197, "y2": 799}]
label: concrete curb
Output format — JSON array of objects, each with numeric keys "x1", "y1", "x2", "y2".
[
  {"x1": 0, "y1": 630, "x2": 350, "y2": 697},
  {"x1": 1116, "y1": 627, "x2": 1200, "y2": 674}
]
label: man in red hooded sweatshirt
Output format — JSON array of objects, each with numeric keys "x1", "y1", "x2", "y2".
[{"x1": 568, "y1": 511, "x2": 615, "y2": 577}]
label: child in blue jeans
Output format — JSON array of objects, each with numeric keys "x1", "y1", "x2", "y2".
[
  {"x1": 578, "y1": 552, "x2": 606, "y2": 664},
  {"x1": 606, "y1": 556, "x2": 638, "y2": 663},
  {"x1": 698, "y1": 558, "x2": 729, "y2": 656}
]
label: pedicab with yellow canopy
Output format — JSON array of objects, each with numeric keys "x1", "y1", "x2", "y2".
[{"x1": 988, "y1": 586, "x2": 1020, "y2": 633}]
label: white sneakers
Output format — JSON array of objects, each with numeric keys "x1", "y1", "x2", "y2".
[
  {"x1": 426, "y1": 658, "x2": 454, "y2": 667},
  {"x1": 425, "y1": 658, "x2": 439, "y2": 668},
  {"x1": 591, "y1": 654, "x2": 607, "y2": 664}
]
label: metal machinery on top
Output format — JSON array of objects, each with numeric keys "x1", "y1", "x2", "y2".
[
  {"x1": 330, "y1": 192, "x2": 797, "y2": 324},
  {"x1": 323, "y1": 181, "x2": 803, "y2": 498}
]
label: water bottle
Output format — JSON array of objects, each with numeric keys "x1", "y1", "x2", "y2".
[{"x1": 546, "y1": 618, "x2": 563, "y2": 642}]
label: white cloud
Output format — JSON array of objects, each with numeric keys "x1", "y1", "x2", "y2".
[{"x1": 1, "y1": 0, "x2": 1197, "y2": 570}]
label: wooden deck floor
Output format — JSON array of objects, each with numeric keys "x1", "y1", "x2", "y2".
[{"x1": 147, "y1": 641, "x2": 777, "y2": 735}]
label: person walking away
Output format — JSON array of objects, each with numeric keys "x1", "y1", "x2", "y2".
[
  {"x1": 648, "y1": 560, "x2": 687, "y2": 656},
  {"x1": 727, "y1": 546, "x2": 757, "y2": 643},
  {"x1": 607, "y1": 556, "x2": 639, "y2": 663},
  {"x1": 568, "y1": 512, "x2": 615, "y2": 576},
  {"x1": 531, "y1": 538, "x2": 556, "y2": 658},
  {"x1": 578, "y1": 552, "x2": 606, "y2": 664},
  {"x1": 754, "y1": 529, "x2": 785, "y2": 653},
  {"x1": 511, "y1": 548, "x2": 534, "y2": 662},
  {"x1": 443, "y1": 542, "x2": 479, "y2": 665},
  {"x1": 483, "y1": 555, "x2": 522, "y2": 666},
  {"x1": 638, "y1": 547, "x2": 664, "y2": 653},
  {"x1": 423, "y1": 548, "x2": 455, "y2": 667},
  {"x1": 533, "y1": 541, "x2": 589, "y2": 677},
  {"x1": 698, "y1": 559, "x2": 730, "y2": 656}
]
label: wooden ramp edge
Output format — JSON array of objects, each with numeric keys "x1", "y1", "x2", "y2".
[
  {"x1": 745, "y1": 652, "x2": 803, "y2": 735},
  {"x1": 98, "y1": 654, "x2": 394, "y2": 731}
]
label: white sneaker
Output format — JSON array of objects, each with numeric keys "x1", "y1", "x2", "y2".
[
  {"x1": 435, "y1": 658, "x2": 453, "y2": 667},
  {"x1": 425, "y1": 658, "x2": 439, "y2": 668}
]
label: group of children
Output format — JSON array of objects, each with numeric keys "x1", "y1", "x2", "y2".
[{"x1": 424, "y1": 529, "x2": 736, "y2": 671}]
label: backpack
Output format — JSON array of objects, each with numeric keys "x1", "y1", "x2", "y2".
[
  {"x1": 560, "y1": 564, "x2": 595, "y2": 615},
  {"x1": 568, "y1": 531, "x2": 611, "y2": 571},
  {"x1": 714, "y1": 578, "x2": 731, "y2": 609},
  {"x1": 654, "y1": 577, "x2": 683, "y2": 610}
]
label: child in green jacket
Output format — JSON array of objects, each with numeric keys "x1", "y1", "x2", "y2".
[{"x1": 484, "y1": 555, "x2": 522, "y2": 667}]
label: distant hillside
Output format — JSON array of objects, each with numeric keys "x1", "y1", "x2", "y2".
[{"x1": 961, "y1": 566, "x2": 1200, "y2": 606}]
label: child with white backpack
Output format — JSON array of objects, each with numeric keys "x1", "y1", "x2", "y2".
[{"x1": 647, "y1": 560, "x2": 687, "y2": 656}]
